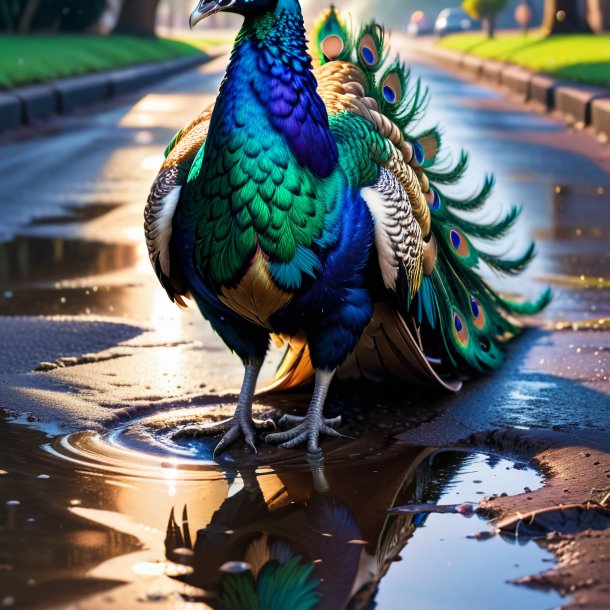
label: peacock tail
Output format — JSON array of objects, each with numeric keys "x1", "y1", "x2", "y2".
[
  {"x1": 268, "y1": 7, "x2": 550, "y2": 390},
  {"x1": 221, "y1": 555, "x2": 322, "y2": 610}
]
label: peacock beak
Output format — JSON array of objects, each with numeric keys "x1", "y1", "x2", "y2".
[{"x1": 190, "y1": 0, "x2": 220, "y2": 28}]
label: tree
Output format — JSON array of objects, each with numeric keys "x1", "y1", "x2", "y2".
[
  {"x1": 0, "y1": 0, "x2": 107, "y2": 33},
  {"x1": 587, "y1": 0, "x2": 610, "y2": 31},
  {"x1": 462, "y1": 0, "x2": 510, "y2": 37},
  {"x1": 113, "y1": 0, "x2": 161, "y2": 36},
  {"x1": 542, "y1": 0, "x2": 592, "y2": 33}
]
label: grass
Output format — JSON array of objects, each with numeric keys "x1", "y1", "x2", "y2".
[
  {"x1": 438, "y1": 31, "x2": 610, "y2": 88},
  {"x1": 0, "y1": 35, "x2": 224, "y2": 90}
]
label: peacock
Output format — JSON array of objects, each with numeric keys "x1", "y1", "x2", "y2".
[{"x1": 144, "y1": 0, "x2": 550, "y2": 456}]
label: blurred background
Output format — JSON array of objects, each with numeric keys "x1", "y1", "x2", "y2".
[{"x1": 0, "y1": 0, "x2": 608, "y2": 35}]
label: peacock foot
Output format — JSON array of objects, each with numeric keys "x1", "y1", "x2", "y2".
[
  {"x1": 264, "y1": 413, "x2": 344, "y2": 454},
  {"x1": 175, "y1": 416, "x2": 276, "y2": 456}
]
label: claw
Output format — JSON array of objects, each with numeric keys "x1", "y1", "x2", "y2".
[
  {"x1": 174, "y1": 417, "x2": 275, "y2": 456},
  {"x1": 265, "y1": 414, "x2": 343, "y2": 453}
]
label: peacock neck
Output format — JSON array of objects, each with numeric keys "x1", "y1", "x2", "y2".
[{"x1": 208, "y1": 2, "x2": 338, "y2": 178}]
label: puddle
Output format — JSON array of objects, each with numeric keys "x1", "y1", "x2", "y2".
[
  {"x1": 0, "y1": 236, "x2": 138, "y2": 289},
  {"x1": 0, "y1": 419, "x2": 565, "y2": 610},
  {"x1": 27, "y1": 204, "x2": 120, "y2": 227}
]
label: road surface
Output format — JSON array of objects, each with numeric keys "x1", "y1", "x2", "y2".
[{"x1": 0, "y1": 36, "x2": 608, "y2": 610}]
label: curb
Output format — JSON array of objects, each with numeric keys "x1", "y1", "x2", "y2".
[
  {"x1": 592, "y1": 98, "x2": 610, "y2": 140},
  {"x1": 500, "y1": 66, "x2": 532, "y2": 100},
  {"x1": 0, "y1": 93, "x2": 22, "y2": 131},
  {"x1": 0, "y1": 54, "x2": 208, "y2": 133},
  {"x1": 555, "y1": 84, "x2": 610, "y2": 127},
  {"x1": 419, "y1": 46, "x2": 610, "y2": 140}
]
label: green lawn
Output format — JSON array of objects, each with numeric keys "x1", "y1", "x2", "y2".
[
  {"x1": 438, "y1": 31, "x2": 610, "y2": 88},
  {"x1": 0, "y1": 35, "x2": 223, "y2": 90}
]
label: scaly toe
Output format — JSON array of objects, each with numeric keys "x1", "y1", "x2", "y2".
[
  {"x1": 265, "y1": 423, "x2": 308, "y2": 445},
  {"x1": 265, "y1": 415, "x2": 345, "y2": 452},
  {"x1": 213, "y1": 425, "x2": 243, "y2": 457},
  {"x1": 173, "y1": 415, "x2": 275, "y2": 457},
  {"x1": 278, "y1": 414, "x2": 342, "y2": 429},
  {"x1": 174, "y1": 418, "x2": 233, "y2": 439}
]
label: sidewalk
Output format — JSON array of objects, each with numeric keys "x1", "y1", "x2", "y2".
[
  {"x1": 0, "y1": 52, "x2": 211, "y2": 133},
  {"x1": 417, "y1": 42, "x2": 610, "y2": 141}
]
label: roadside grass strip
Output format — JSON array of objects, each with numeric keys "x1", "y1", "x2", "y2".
[
  {"x1": 438, "y1": 31, "x2": 610, "y2": 88},
  {"x1": 0, "y1": 35, "x2": 222, "y2": 90}
]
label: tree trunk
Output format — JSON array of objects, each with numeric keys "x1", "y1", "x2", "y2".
[
  {"x1": 113, "y1": 0, "x2": 161, "y2": 36},
  {"x1": 484, "y1": 15, "x2": 497, "y2": 38},
  {"x1": 522, "y1": 0, "x2": 532, "y2": 34},
  {"x1": 17, "y1": 0, "x2": 42, "y2": 34},
  {"x1": 543, "y1": 0, "x2": 592, "y2": 33},
  {"x1": 587, "y1": 0, "x2": 610, "y2": 31}
]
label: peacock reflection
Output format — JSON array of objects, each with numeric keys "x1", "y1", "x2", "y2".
[{"x1": 164, "y1": 448, "x2": 466, "y2": 609}]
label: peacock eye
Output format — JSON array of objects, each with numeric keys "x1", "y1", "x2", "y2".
[
  {"x1": 428, "y1": 187, "x2": 441, "y2": 211},
  {"x1": 359, "y1": 34, "x2": 379, "y2": 67},
  {"x1": 454, "y1": 312, "x2": 469, "y2": 345},
  {"x1": 383, "y1": 86, "x2": 396, "y2": 103},
  {"x1": 471, "y1": 298, "x2": 480, "y2": 318},
  {"x1": 471, "y1": 297, "x2": 487, "y2": 330},
  {"x1": 381, "y1": 72, "x2": 402, "y2": 105},
  {"x1": 320, "y1": 35, "x2": 344, "y2": 60},
  {"x1": 412, "y1": 140, "x2": 425, "y2": 165},
  {"x1": 449, "y1": 228, "x2": 470, "y2": 257}
]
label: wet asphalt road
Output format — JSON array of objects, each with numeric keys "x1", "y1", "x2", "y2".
[
  {"x1": 0, "y1": 37, "x2": 608, "y2": 436},
  {"x1": 0, "y1": 33, "x2": 609, "y2": 610}
]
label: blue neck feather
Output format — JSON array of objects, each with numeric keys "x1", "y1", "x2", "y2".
[{"x1": 212, "y1": 1, "x2": 338, "y2": 177}]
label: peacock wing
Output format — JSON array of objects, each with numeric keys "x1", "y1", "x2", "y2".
[{"x1": 144, "y1": 103, "x2": 214, "y2": 303}]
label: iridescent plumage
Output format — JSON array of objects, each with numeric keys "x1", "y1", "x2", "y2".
[{"x1": 145, "y1": 0, "x2": 550, "y2": 454}]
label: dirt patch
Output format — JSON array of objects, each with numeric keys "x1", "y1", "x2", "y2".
[{"x1": 468, "y1": 429, "x2": 610, "y2": 609}]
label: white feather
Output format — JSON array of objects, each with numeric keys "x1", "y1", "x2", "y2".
[
  {"x1": 361, "y1": 186, "x2": 399, "y2": 290},
  {"x1": 150, "y1": 186, "x2": 181, "y2": 277}
]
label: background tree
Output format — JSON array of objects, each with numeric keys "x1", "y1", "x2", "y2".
[
  {"x1": 542, "y1": 0, "x2": 592, "y2": 33},
  {"x1": 463, "y1": 0, "x2": 510, "y2": 37},
  {"x1": 114, "y1": 0, "x2": 162, "y2": 36},
  {"x1": 586, "y1": 0, "x2": 610, "y2": 31},
  {"x1": 0, "y1": 0, "x2": 107, "y2": 33}
]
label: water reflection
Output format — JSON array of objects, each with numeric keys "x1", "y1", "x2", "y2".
[
  {"x1": 2, "y1": 420, "x2": 566, "y2": 610},
  {"x1": 0, "y1": 236, "x2": 137, "y2": 288},
  {"x1": 163, "y1": 448, "x2": 459, "y2": 609}
]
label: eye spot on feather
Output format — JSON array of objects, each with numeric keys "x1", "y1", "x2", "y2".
[
  {"x1": 449, "y1": 229, "x2": 470, "y2": 257},
  {"x1": 381, "y1": 72, "x2": 402, "y2": 105},
  {"x1": 362, "y1": 46, "x2": 375, "y2": 65},
  {"x1": 471, "y1": 297, "x2": 487, "y2": 330},
  {"x1": 320, "y1": 35, "x2": 344, "y2": 60},
  {"x1": 454, "y1": 312, "x2": 469, "y2": 345},
  {"x1": 412, "y1": 140, "x2": 425, "y2": 165},
  {"x1": 428, "y1": 188, "x2": 441, "y2": 211},
  {"x1": 383, "y1": 86, "x2": 396, "y2": 103},
  {"x1": 359, "y1": 34, "x2": 379, "y2": 68}
]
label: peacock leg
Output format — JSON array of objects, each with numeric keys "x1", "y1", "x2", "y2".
[
  {"x1": 175, "y1": 361, "x2": 275, "y2": 456},
  {"x1": 265, "y1": 370, "x2": 343, "y2": 454}
]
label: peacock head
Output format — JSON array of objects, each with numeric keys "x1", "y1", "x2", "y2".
[{"x1": 190, "y1": 0, "x2": 280, "y2": 27}]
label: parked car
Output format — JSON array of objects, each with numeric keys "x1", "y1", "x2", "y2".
[
  {"x1": 434, "y1": 8, "x2": 479, "y2": 37},
  {"x1": 407, "y1": 10, "x2": 435, "y2": 36}
]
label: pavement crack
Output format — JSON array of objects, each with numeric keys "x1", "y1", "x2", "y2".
[{"x1": 36, "y1": 352, "x2": 128, "y2": 372}]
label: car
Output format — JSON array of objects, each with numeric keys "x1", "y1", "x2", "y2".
[
  {"x1": 407, "y1": 10, "x2": 434, "y2": 36},
  {"x1": 434, "y1": 8, "x2": 479, "y2": 37}
]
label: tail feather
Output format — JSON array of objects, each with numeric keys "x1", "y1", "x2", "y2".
[
  {"x1": 441, "y1": 175, "x2": 495, "y2": 211},
  {"x1": 259, "y1": 335, "x2": 314, "y2": 394},
  {"x1": 312, "y1": 5, "x2": 352, "y2": 64},
  {"x1": 310, "y1": 8, "x2": 550, "y2": 379}
]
